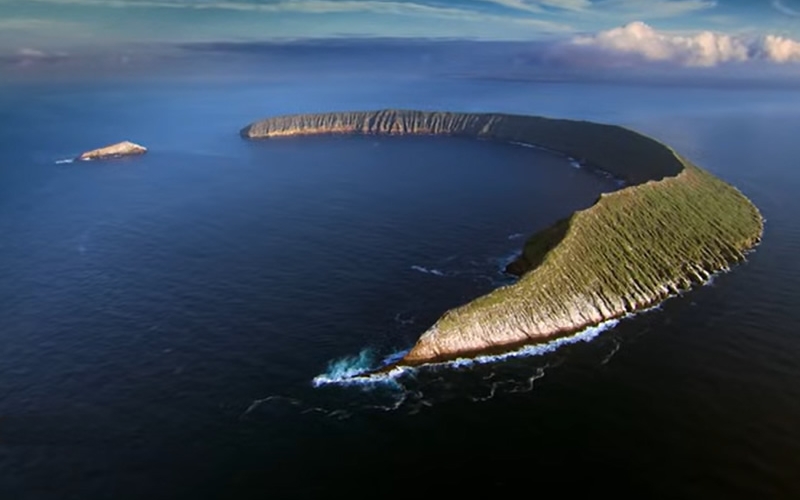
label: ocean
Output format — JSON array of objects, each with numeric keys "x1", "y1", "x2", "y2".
[{"x1": 1, "y1": 76, "x2": 799, "y2": 499}]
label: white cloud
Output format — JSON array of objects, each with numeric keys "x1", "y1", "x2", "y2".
[
  {"x1": 479, "y1": 0, "x2": 544, "y2": 14},
  {"x1": 601, "y1": 0, "x2": 716, "y2": 18},
  {"x1": 566, "y1": 21, "x2": 800, "y2": 67},
  {"x1": 480, "y1": 0, "x2": 711, "y2": 17},
  {"x1": 537, "y1": 0, "x2": 591, "y2": 8},
  {"x1": 479, "y1": 0, "x2": 590, "y2": 13},
  {"x1": 772, "y1": 0, "x2": 800, "y2": 17},
  {"x1": 0, "y1": 18, "x2": 73, "y2": 31},
  {"x1": 2, "y1": 47, "x2": 70, "y2": 68},
  {"x1": 26, "y1": 0, "x2": 572, "y2": 31},
  {"x1": 24, "y1": 0, "x2": 710, "y2": 25},
  {"x1": 761, "y1": 34, "x2": 800, "y2": 62},
  {"x1": 28, "y1": 0, "x2": 479, "y2": 14},
  {"x1": 17, "y1": 48, "x2": 49, "y2": 58}
]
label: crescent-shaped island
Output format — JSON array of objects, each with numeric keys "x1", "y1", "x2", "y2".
[{"x1": 241, "y1": 110, "x2": 764, "y2": 370}]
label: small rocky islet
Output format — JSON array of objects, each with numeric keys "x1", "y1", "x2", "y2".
[{"x1": 78, "y1": 141, "x2": 147, "y2": 161}]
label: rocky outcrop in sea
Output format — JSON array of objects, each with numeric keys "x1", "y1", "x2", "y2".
[{"x1": 78, "y1": 141, "x2": 147, "y2": 161}]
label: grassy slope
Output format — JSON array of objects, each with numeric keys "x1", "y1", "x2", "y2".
[{"x1": 410, "y1": 161, "x2": 763, "y2": 361}]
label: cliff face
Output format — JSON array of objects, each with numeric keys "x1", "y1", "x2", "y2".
[
  {"x1": 78, "y1": 141, "x2": 147, "y2": 161},
  {"x1": 242, "y1": 110, "x2": 682, "y2": 184},
  {"x1": 243, "y1": 109, "x2": 764, "y2": 366}
]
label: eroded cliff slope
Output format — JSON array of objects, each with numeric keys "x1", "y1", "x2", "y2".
[{"x1": 243, "y1": 110, "x2": 763, "y2": 366}]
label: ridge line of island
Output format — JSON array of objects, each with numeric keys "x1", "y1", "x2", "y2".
[{"x1": 240, "y1": 109, "x2": 764, "y2": 371}]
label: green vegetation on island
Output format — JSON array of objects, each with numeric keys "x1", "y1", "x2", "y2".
[{"x1": 242, "y1": 110, "x2": 764, "y2": 366}]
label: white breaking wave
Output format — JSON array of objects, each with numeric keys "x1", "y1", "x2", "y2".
[
  {"x1": 496, "y1": 251, "x2": 521, "y2": 271},
  {"x1": 312, "y1": 348, "x2": 411, "y2": 388},
  {"x1": 470, "y1": 367, "x2": 548, "y2": 402},
  {"x1": 312, "y1": 317, "x2": 621, "y2": 388},
  {"x1": 448, "y1": 317, "x2": 620, "y2": 368},
  {"x1": 509, "y1": 141, "x2": 565, "y2": 157},
  {"x1": 411, "y1": 265, "x2": 445, "y2": 276},
  {"x1": 312, "y1": 350, "x2": 409, "y2": 388},
  {"x1": 240, "y1": 395, "x2": 302, "y2": 419},
  {"x1": 314, "y1": 349, "x2": 375, "y2": 383},
  {"x1": 394, "y1": 312, "x2": 416, "y2": 326},
  {"x1": 55, "y1": 158, "x2": 75, "y2": 164},
  {"x1": 600, "y1": 339, "x2": 621, "y2": 366}
]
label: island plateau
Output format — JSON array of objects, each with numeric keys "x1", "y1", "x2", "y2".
[
  {"x1": 242, "y1": 110, "x2": 764, "y2": 367},
  {"x1": 78, "y1": 141, "x2": 147, "y2": 161}
]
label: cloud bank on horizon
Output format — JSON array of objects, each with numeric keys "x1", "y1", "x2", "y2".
[
  {"x1": 4, "y1": 0, "x2": 800, "y2": 79},
  {"x1": 562, "y1": 21, "x2": 800, "y2": 67}
]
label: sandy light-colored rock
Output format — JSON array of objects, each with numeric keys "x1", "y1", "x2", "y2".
[{"x1": 78, "y1": 141, "x2": 147, "y2": 161}]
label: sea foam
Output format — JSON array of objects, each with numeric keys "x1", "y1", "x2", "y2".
[
  {"x1": 411, "y1": 265, "x2": 445, "y2": 276},
  {"x1": 313, "y1": 246, "x2": 743, "y2": 389},
  {"x1": 312, "y1": 317, "x2": 621, "y2": 388}
]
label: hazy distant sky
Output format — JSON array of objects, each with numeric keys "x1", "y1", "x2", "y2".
[
  {"x1": 2, "y1": 0, "x2": 800, "y2": 46},
  {"x1": 5, "y1": 0, "x2": 800, "y2": 80}
]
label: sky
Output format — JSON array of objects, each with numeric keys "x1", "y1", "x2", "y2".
[
  {"x1": 3, "y1": 0, "x2": 800, "y2": 78},
  {"x1": 2, "y1": 0, "x2": 800, "y2": 45}
]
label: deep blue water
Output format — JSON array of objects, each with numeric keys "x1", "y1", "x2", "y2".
[{"x1": 2, "y1": 77, "x2": 800, "y2": 499}]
